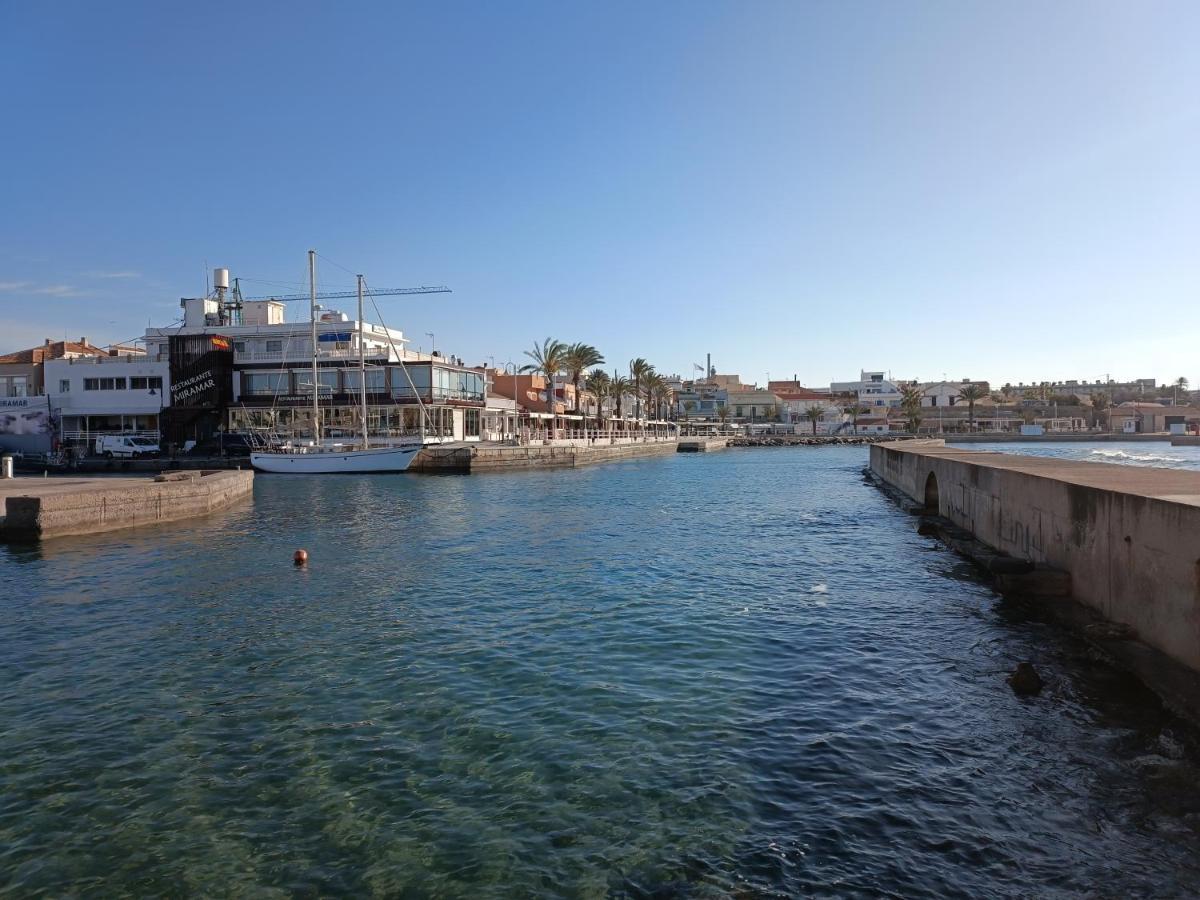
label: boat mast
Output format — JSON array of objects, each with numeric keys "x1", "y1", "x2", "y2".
[
  {"x1": 309, "y1": 249, "x2": 321, "y2": 443},
  {"x1": 358, "y1": 274, "x2": 368, "y2": 450}
]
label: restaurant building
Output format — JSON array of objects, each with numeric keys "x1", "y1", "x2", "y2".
[{"x1": 143, "y1": 298, "x2": 486, "y2": 444}]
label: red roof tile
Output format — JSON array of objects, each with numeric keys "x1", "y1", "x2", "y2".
[{"x1": 0, "y1": 340, "x2": 109, "y2": 365}]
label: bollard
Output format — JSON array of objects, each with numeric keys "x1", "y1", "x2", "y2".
[{"x1": 1, "y1": 455, "x2": 12, "y2": 479}]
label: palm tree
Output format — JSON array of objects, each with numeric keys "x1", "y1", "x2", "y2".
[
  {"x1": 683, "y1": 400, "x2": 696, "y2": 422},
  {"x1": 655, "y1": 379, "x2": 674, "y2": 422},
  {"x1": 585, "y1": 368, "x2": 610, "y2": 429},
  {"x1": 629, "y1": 358, "x2": 654, "y2": 421},
  {"x1": 804, "y1": 405, "x2": 824, "y2": 435},
  {"x1": 716, "y1": 404, "x2": 730, "y2": 425},
  {"x1": 643, "y1": 372, "x2": 667, "y2": 421},
  {"x1": 564, "y1": 343, "x2": 605, "y2": 415},
  {"x1": 609, "y1": 373, "x2": 633, "y2": 423},
  {"x1": 1175, "y1": 376, "x2": 1190, "y2": 405},
  {"x1": 1091, "y1": 390, "x2": 1110, "y2": 430},
  {"x1": 520, "y1": 338, "x2": 567, "y2": 438},
  {"x1": 845, "y1": 403, "x2": 867, "y2": 433},
  {"x1": 957, "y1": 383, "x2": 988, "y2": 430},
  {"x1": 900, "y1": 385, "x2": 923, "y2": 433}
]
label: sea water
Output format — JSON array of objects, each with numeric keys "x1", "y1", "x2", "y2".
[{"x1": 2, "y1": 447, "x2": 1199, "y2": 896}]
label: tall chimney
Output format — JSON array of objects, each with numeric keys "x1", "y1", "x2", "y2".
[{"x1": 80, "y1": 336, "x2": 88, "y2": 346}]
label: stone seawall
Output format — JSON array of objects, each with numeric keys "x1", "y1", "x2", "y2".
[
  {"x1": 410, "y1": 441, "x2": 681, "y2": 473},
  {"x1": 677, "y1": 438, "x2": 729, "y2": 453},
  {"x1": 2, "y1": 470, "x2": 254, "y2": 541},
  {"x1": 869, "y1": 440, "x2": 1200, "y2": 673}
]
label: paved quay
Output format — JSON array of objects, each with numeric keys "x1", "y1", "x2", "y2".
[{"x1": 0, "y1": 470, "x2": 254, "y2": 541}]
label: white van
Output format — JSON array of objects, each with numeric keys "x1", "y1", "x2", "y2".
[{"x1": 94, "y1": 435, "x2": 161, "y2": 458}]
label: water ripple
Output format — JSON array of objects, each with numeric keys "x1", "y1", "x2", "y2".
[{"x1": 2, "y1": 448, "x2": 1199, "y2": 896}]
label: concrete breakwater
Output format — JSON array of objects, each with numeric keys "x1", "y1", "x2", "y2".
[
  {"x1": 410, "y1": 439, "x2": 682, "y2": 473},
  {"x1": 869, "y1": 440, "x2": 1200, "y2": 675},
  {"x1": 0, "y1": 470, "x2": 254, "y2": 541}
]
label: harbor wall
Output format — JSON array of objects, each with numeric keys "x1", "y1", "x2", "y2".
[
  {"x1": 869, "y1": 440, "x2": 1200, "y2": 672},
  {"x1": 2, "y1": 470, "x2": 254, "y2": 541},
  {"x1": 410, "y1": 440, "x2": 681, "y2": 473},
  {"x1": 677, "y1": 438, "x2": 729, "y2": 452}
]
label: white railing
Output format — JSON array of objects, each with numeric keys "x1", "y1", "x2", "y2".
[{"x1": 238, "y1": 348, "x2": 364, "y2": 362}]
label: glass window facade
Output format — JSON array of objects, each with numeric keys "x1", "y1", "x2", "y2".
[
  {"x1": 242, "y1": 372, "x2": 290, "y2": 395},
  {"x1": 433, "y1": 368, "x2": 485, "y2": 401},
  {"x1": 343, "y1": 369, "x2": 387, "y2": 392}
]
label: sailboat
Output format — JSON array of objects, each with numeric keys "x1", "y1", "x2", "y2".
[{"x1": 250, "y1": 251, "x2": 426, "y2": 474}]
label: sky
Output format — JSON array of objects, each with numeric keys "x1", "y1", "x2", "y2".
[{"x1": 1, "y1": 0, "x2": 1198, "y2": 389}]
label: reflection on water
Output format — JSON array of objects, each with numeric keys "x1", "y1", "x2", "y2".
[{"x1": 2, "y1": 448, "x2": 1199, "y2": 896}]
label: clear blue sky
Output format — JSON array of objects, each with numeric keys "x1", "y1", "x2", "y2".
[{"x1": 2, "y1": 1, "x2": 1197, "y2": 388}]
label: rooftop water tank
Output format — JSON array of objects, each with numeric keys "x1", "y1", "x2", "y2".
[{"x1": 213, "y1": 267, "x2": 230, "y2": 291}]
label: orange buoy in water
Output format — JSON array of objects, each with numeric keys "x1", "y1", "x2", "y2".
[{"x1": 293, "y1": 549, "x2": 308, "y2": 566}]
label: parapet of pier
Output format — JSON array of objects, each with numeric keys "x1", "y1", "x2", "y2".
[{"x1": 869, "y1": 439, "x2": 1200, "y2": 674}]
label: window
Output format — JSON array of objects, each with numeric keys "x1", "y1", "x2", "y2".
[
  {"x1": 465, "y1": 408, "x2": 480, "y2": 437},
  {"x1": 265, "y1": 340, "x2": 283, "y2": 352},
  {"x1": 130, "y1": 376, "x2": 163, "y2": 390},
  {"x1": 0, "y1": 376, "x2": 28, "y2": 397},
  {"x1": 316, "y1": 370, "x2": 340, "y2": 393},
  {"x1": 84, "y1": 377, "x2": 124, "y2": 391},
  {"x1": 343, "y1": 369, "x2": 386, "y2": 392},
  {"x1": 391, "y1": 364, "x2": 430, "y2": 398},
  {"x1": 59, "y1": 379, "x2": 70, "y2": 393},
  {"x1": 233, "y1": 342, "x2": 246, "y2": 352},
  {"x1": 242, "y1": 372, "x2": 289, "y2": 395}
]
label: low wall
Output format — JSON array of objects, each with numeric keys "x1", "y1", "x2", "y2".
[
  {"x1": 870, "y1": 440, "x2": 1200, "y2": 671},
  {"x1": 409, "y1": 440, "x2": 680, "y2": 473},
  {"x1": 677, "y1": 438, "x2": 729, "y2": 453},
  {"x1": 2, "y1": 470, "x2": 254, "y2": 541}
]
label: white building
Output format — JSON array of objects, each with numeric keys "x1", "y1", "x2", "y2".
[
  {"x1": 144, "y1": 292, "x2": 486, "y2": 444},
  {"x1": 830, "y1": 371, "x2": 904, "y2": 409},
  {"x1": 920, "y1": 380, "x2": 989, "y2": 408},
  {"x1": 46, "y1": 355, "x2": 170, "y2": 445}
]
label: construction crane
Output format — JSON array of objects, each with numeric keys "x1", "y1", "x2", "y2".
[{"x1": 244, "y1": 285, "x2": 451, "y2": 301}]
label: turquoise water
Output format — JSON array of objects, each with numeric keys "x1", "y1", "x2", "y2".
[
  {"x1": 3, "y1": 448, "x2": 1200, "y2": 897},
  {"x1": 968, "y1": 440, "x2": 1200, "y2": 470}
]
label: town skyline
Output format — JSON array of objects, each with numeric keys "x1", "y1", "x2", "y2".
[{"x1": 3, "y1": 1, "x2": 1199, "y2": 387}]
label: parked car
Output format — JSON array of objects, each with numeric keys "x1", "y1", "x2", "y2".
[
  {"x1": 186, "y1": 432, "x2": 256, "y2": 457},
  {"x1": 95, "y1": 435, "x2": 161, "y2": 458}
]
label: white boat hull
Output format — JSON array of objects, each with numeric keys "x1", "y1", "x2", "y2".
[{"x1": 250, "y1": 445, "x2": 422, "y2": 473}]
